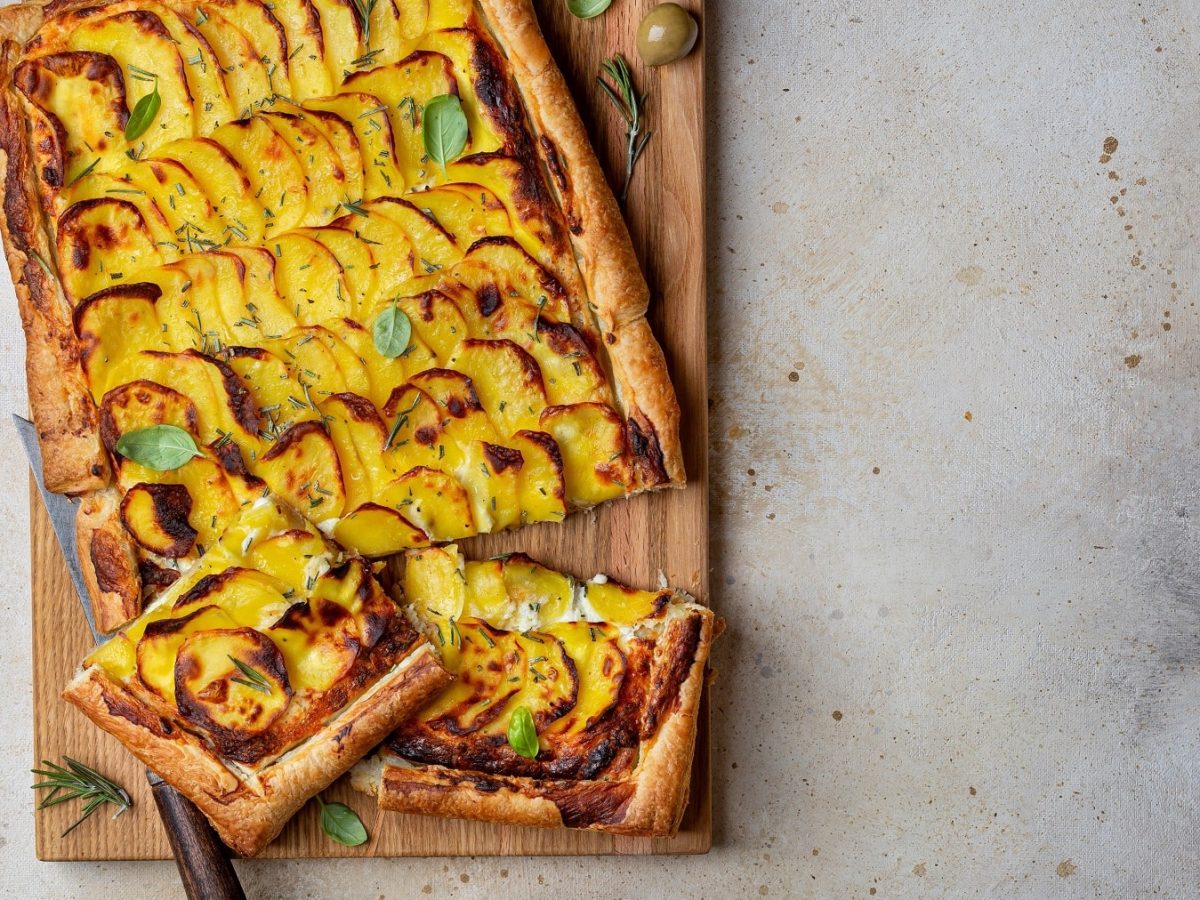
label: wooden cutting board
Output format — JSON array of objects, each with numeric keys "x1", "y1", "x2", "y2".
[{"x1": 29, "y1": 0, "x2": 707, "y2": 861}]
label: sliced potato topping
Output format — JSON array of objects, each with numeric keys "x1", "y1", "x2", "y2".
[
  {"x1": 402, "y1": 545, "x2": 677, "y2": 741},
  {"x1": 84, "y1": 498, "x2": 414, "y2": 763},
  {"x1": 19, "y1": 0, "x2": 671, "y2": 611}
]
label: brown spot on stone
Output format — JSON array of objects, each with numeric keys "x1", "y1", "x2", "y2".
[
  {"x1": 771, "y1": 201, "x2": 789, "y2": 214},
  {"x1": 1057, "y1": 860, "x2": 1077, "y2": 878},
  {"x1": 758, "y1": 887, "x2": 769, "y2": 896},
  {"x1": 963, "y1": 411, "x2": 973, "y2": 421},
  {"x1": 969, "y1": 786, "x2": 977, "y2": 795},
  {"x1": 727, "y1": 425, "x2": 747, "y2": 439},
  {"x1": 1131, "y1": 255, "x2": 1141, "y2": 267},
  {"x1": 1103, "y1": 136, "x2": 1118, "y2": 155},
  {"x1": 872, "y1": 466, "x2": 880, "y2": 475},
  {"x1": 1108, "y1": 170, "x2": 1120, "y2": 180},
  {"x1": 459, "y1": 873, "x2": 469, "y2": 883},
  {"x1": 955, "y1": 265, "x2": 983, "y2": 285},
  {"x1": 913, "y1": 863, "x2": 927, "y2": 877},
  {"x1": 831, "y1": 710, "x2": 843, "y2": 721},
  {"x1": 788, "y1": 371, "x2": 799, "y2": 382},
  {"x1": 1163, "y1": 322, "x2": 1171, "y2": 331},
  {"x1": 870, "y1": 890, "x2": 877, "y2": 896}
]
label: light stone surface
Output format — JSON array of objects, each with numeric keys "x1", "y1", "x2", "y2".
[{"x1": 1, "y1": 0, "x2": 1198, "y2": 896}]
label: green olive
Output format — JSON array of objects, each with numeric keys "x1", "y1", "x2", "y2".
[{"x1": 636, "y1": 3, "x2": 698, "y2": 68}]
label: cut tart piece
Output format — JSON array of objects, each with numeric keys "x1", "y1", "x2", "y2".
[
  {"x1": 351, "y1": 546, "x2": 717, "y2": 837},
  {"x1": 62, "y1": 497, "x2": 451, "y2": 856},
  {"x1": 0, "y1": 0, "x2": 684, "y2": 632}
]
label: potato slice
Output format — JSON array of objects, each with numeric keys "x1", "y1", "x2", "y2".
[
  {"x1": 175, "y1": 626, "x2": 292, "y2": 737},
  {"x1": 257, "y1": 421, "x2": 346, "y2": 520},
  {"x1": 120, "y1": 481, "x2": 197, "y2": 557},
  {"x1": 540, "y1": 403, "x2": 632, "y2": 507},
  {"x1": 136, "y1": 604, "x2": 239, "y2": 703},
  {"x1": 57, "y1": 199, "x2": 165, "y2": 302}
]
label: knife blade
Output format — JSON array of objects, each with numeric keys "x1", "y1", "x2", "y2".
[
  {"x1": 14, "y1": 414, "x2": 245, "y2": 900},
  {"x1": 13, "y1": 415, "x2": 98, "y2": 643}
]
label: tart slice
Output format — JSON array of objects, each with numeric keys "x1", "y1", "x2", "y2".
[
  {"x1": 352, "y1": 546, "x2": 717, "y2": 837},
  {"x1": 62, "y1": 497, "x2": 451, "y2": 856}
]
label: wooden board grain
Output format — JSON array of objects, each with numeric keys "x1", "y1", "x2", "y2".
[{"x1": 30, "y1": 0, "x2": 707, "y2": 861}]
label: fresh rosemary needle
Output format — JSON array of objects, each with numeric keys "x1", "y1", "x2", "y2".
[
  {"x1": 597, "y1": 54, "x2": 652, "y2": 204},
  {"x1": 32, "y1": 757, "x2": 132, "y2": 836}
]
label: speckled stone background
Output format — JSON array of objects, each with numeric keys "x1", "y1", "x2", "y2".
[{"x1": 2, "y1": 0, "x2": 1198, "y2": 896}]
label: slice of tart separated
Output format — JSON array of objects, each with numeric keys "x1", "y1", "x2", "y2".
[
  {"x1": 62, "y1": 497, "x2": 450, "y2": 856},
  {"x1": 351, "y1": 546, "x2": 718, "y2": 837}
]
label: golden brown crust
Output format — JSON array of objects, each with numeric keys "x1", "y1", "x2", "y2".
[
  {"x1": 0, "y1": 0, "x2": 109, "y2": 495},
  {"x1": 367, "y1": 607, "x2": 715, "y2": 837},
  {"x1": 476, "y1": 0, "x2": 685, "y2": 487},
  {"x1": 64, "y1": 642, "x2": 451, "y2": 856},
  {"x1": 76, "y1": 488, "x2": 141, "y2": 633}
]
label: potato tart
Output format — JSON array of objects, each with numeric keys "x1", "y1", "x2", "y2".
[
  {"x1": 351, "y1": 546, "x2": 716, "y2": 837},
  {"x1": 0, "y1": 0, "x2": 684, "y2": 632},
  {"x1": 62, "y1": 497, "x2": 451, "y2": 855}
]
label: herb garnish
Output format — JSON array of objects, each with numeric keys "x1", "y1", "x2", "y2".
[
  {"x1": 227, "y1": 655, "x2": 273, "y2": 694},
  {"x1": 373, "y1": 302, "x2": 412, "y2": 358},
  {"x1": 567, "y1": 0, "x2": 612, "y2": 18},
  {"x1": 597, "y1": 55, "x2": 651, "y2": 204},
  {"x1": 316, "y1": 795, "x2": 368, "y2": 846},
  {"x1": 114, "y1": 425, "x2": 200, "y2": 471},
  {"x1": 124, "y1": 78, "x2": 162, "y2": 142},
  {"x1": 421, "y1": 94, "x2": 468, "y2": 177},
  {"x1": 349, "y1": 0, "x2": 379, "y2": 50},
  {"x1": 32, "y1": 757, "x2": 131, "y2": 836},
  {"x1": 506, "y1": 705, "x2": 539, "y2": 759}
]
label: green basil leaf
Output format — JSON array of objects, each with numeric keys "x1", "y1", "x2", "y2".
[
  {"x1": 506, "y1": 705, "x2": 539, "y2": 759},
  {"x1": 317, "y1": 798, "x2": 368, "y2": 847},
  {"x1": 372, "y1": 303, "x2": 412, "y2": 358},
  {"x1": 114, "y1": 425, "x2": 199, "y2": 471},
  {"x1": 566, "y1": 0, "x2": 612, "y2": 18},
  {"x1": 421, "y1": 94, "x2": 468, "y2": 174},
  {"x1": 124, "y1": 82, "x2": 161, "y2": 141}
]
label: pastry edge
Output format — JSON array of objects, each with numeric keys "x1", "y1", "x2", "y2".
[
  {"x1": 476, "y1": 0, "x2": 686, "y2": 488},
  {"x1": 62, "y1": 641, "x2": 451, "y2": 856},
  {"x1": 355, "y1": 606, "x2": 715, "y2": 838}
]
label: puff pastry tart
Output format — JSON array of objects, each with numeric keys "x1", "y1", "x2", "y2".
[
  {"x1": 0, "y1": 0, "x2": 684, "y2": 632},
  {"x1": 62, "y1": 498, "x2": 451, "y2": 855},
  {"x1": 351, "y1": 546, "x2": 717, "y2": 837}
]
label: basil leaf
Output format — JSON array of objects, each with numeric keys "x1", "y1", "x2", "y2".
[
  {"x1": 114, "y1": 425, "x2": 199, "y2": 470},
  {"x1": 421, "y1": 94, "x2": 468, "y2": 175},
  {"x1": 506, "y1": 705, "x2": 539, "y2": 759},
  {"x1": 372, "y1": 303, "x2": 412, "y2": 358},
  {"x1": 317, "y1": 797, "x2": 368, "y2": 847},
  {"x1": 124, "y1": 82, "x2": 161, "y2": 141},
  {"x1": 566, "y1": 0, "x2": 612, "y2": 18}
]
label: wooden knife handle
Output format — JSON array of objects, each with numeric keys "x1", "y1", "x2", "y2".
[{"x1": 147, "y1": 772, "x2": 246, "y2": 900}]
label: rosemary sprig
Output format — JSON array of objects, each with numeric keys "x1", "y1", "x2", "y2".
[
  {"x1": 228, "y1": 655, "x2": 273, "y2": 694},
  {"x1": 597, "y1": 55, "x2": 651, "y2": 204},
  {"x1": 349, "y1": 0, "x2": 379, "y2": 50},
  {"x1": 32, "y1": 757, "x2": 132, "y2": 836}
]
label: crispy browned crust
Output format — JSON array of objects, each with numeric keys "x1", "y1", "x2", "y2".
[
  {"x1": 362, "y1": 607, "x2": 714, "y2": 837},
  {"x1": 75, "y1": 488, "x2": 141, "y2": 632},
  {"x1": 0, "y1": 0, "x2": 109, "y2": 495},
  {"x1": 63, "y1": 642, "x2": 451, "y2": 856},
  {"x1": 476, "y1": 0, "x2": 685, "y2": 487}
]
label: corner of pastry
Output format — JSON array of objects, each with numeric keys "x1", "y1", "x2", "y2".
[
  {"x1": 352, "y1": 546, "x2": 717, "y2": 838},
  {"x1": 62, "y1": 497, "x2": 451, "y2": 856}
]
